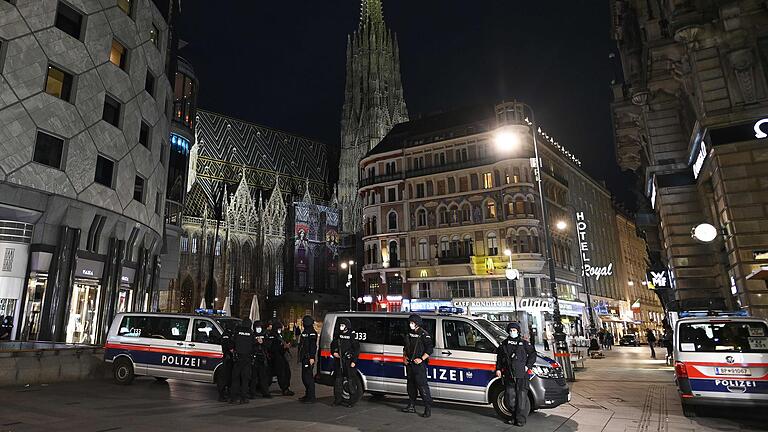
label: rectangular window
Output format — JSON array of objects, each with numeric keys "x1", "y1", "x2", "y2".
[
  {"x1": 483, "y1": 172, "x2": 493, "y2": 189},
  {"x1": 443, "y1": 320, "x2": 495, "y2": 353},
  {"x1": 386, "y1": 317, "x2": 436, "y2": 347},
  {"x1": 447, "y1": 280, "x2": 475, "y2": 298},
  {"x1": 447, "y1": 177, "x2": 456, "y2": 193},
  {"x1": 387, "y1": 188, "x2": 396, "y2": 202},
  {"x1": 102, "y1": 94, "x2": 121, "y2": 127},
  {"x1": 33, "y1": 131, "x2": 64, "y2": 169},
  {"x1": 133, "y1": 175, "x2": 145, "y2": 202},
  {"x1": 149, "y1": 24, "x2": 160, "y2": 47},
  {"x1": 2, "y1": 248, "x2": 14, "y2": 272},
  {"x1": 94, "y1": 155, "x2": 114, "y2": 188},
  {"x1": 110, "y1": 40, "x2": 127, "y2": 70},
  {"x1": 414, "y1": 156, "x2": 424, "y2": 170},
  {"x1": 139, "y1": 122, "x2": 150, "y2": 148},
  {"x1": 55, "y1": 2, "x2": 83, "y2": 40},
  {"x1": 416, "y1": 183, "x2": 425, "y2": 198},
  {"x1": 117, "y1": 0, "x2": 132, "y2": 16},
  {"x1": 145, "y1": 72, "x2": 155, "y2": 96},
  {"x1": 45, "y1": 65, "x2": 73, "y2": 102},
  {"x1": 417, "y1": 282, "x2": 430, "y2": 298},
  {"x1": 491, "y1": 279, "x2": 516, "y2": 297},
  {"x1": 459, "y1": 177, "x2": 468, "y2": 192},
  {"x1": 192, "y1": 319, "x2": 221, "y2": 345},
  {"x1": 155, "y1": 192, "x2": 162, "y2": 215},
  {"x1": 191, "y1": 237, "x2": 198, "y2": 254},
  {"x1": 180, "y1": 236, "x2": 189, "y2": 252}
]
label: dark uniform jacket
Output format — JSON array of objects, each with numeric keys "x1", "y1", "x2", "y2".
[
  {"x1": 268, "y1": 330, "x2": 287, "y2": 360},
  {"x1": 495, "y1": 337, "x2": 536, "y2": 379},
  {"x1": 233, "y1": 325, "x2": 254, "y2": 360},
  {"x1": 221, "y1": 328, "x2": 234, "y2": 360},
  {"x1": 298, "y1": 325, "x2": 318, "y2": 363},
  {"x1": 331, "y1": 331, "x2": 360, "y2": 363},
  {"x1": 404, "y1": 327, "x2": 434, "y2": 362}
]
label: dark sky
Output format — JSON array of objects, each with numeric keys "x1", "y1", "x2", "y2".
[{"x1": 177, "y1": 0, "x2": 633, "y2": 206}]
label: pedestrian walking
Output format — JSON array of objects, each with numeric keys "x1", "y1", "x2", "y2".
[
  {"x1": 230, "y1": 318, "x2": 254, "y2": 404},
  {"x1": 401, "y1": 314, "x2": 434, "y2": 418},
  {"x1": 661, "y1": 326, "x2": 673, "y2": 365},
  {"x1": 606, "y1": 332, "x2": 614, "y2": 350},
  {"x1": 216, "y1": 324, "x2": 234, "y2": 402},
  {"x1": 598, "y1": 329, "x2": 608, "y2": 350},
  {"x1": 268, "y1": 320, "x2": 295, "y2": 396},
  {"x1": 542, "y1": 330, "x2": 550, "y2": 351},
  {"x1": 298, "y1": 315, "x2": 318, "y2": 403},
  {"x1": 249, "y1": 321, "x2": 272, "y2": 399},
  {"x1": 331, "y1": 317, "x2": 361, "y2": 407},
  {"x1": 646, "y1": 328, "x2": 657, "y2": 359},
  {"x1": 495, "y1": 322, "x2": 537, "y2": 427}
]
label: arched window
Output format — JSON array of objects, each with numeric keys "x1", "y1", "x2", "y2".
[
  {"x1": 449, "y1": 205, "x2": 459, "y2": 223},
  {"x1": 439, "y1": 206, "x2": 449, "y2": 225},
  {"x1": 531, "y1": 229, "x2": 541, "y2": 253},
  {"x1": 440, "y1": 236, "x2": 449, "y2": 257},
  {"x1": 389, "y1": 241, "x2": 399, "y2": 265},
  {"x1": 450, "y1": 235, "x2": 460, "y2": 257},
  {"x1": 388, "y1": 211, "x2": 398, "y2": 230},
  {"x1": 519, "y1": 229, "x2": 530, "y2": 253},
  {"x1": 461, "y1": 203, "x2": 471, "y2": 222},
  {"x1": 514, "y1": 197, "x2": 526, "y2": 216},
  {"x1": 417, "y1": 208, "x2": 427, "y2": 226},
  {"x1": 371, "y1": 216, "x2": 378, "y2": 234},
  {"x1": 463, "y1": 234, "x2": 474, "y2": 256},
  {"x1": 487, "y1": 232, "x2": 499, "y2": 256},
  {"x1": 418, "y1": 238, "x2": 428, "y2": 260},
  {"x1": 512, "y1": 166, "x2": 521, "y2": 183},
  {"x1": 485, "y1": 200, "x2": 497, "y2": 219}
]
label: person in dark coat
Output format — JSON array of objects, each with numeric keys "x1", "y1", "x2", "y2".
[
  {"x1": 249, "y1": 321, "x2": 272, "y2": 399},
  {"x1": 216, "y1": 325, "x2": 234, "y2": 401},
  {"x1": 297, "y1": 315, "x2": 318, "y2": 403},
  {"x1": 268, "y1": 319, "x2": 294, "y2": 396},
  {"x1": 230, "y1": 318, "x2": 254, "y2": 404},
  {"x1": 402, "y1": 314, "x2": 434, "y2": 418},
  {"x1": 331, "y1": 317, "x2": 361, "y2": 407},
  {"x1": 495, "y1": 322, "x2": 537, "y2": 426},
  {"x1": 646, "y1": 329, "x2": 657, "y2": 359}
]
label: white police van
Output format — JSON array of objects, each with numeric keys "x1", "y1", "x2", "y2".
[
  {"x1": 673, "y1": 311, "x2": 768, "y2": 416},
  {"x1": 316, "y1": 311, "x2": 570, "y2": 420},
  {"x1": 104, "y1": 313, "x2": 226, "y2": 385}
]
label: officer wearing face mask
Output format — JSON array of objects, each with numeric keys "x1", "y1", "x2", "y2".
[
  {"x1": 230, "y1": 318, "x2": 254, "y2": 404},
  {"x1": 402, "y1": 314, "x2": 434, "y2": 418},
  {"x1": 331, "y1": 317, "x2": 360, "y2": 407},
  {"x1": 268, "y1": 319, "x2": 294, "y2": 396},
  {"x1": 248, "y1": 321, "x2": 272, "y2": 399},
  {"x1": 495, "y1": 322, "x2": 537, "y2": 426},
  {"x1": 297, "y1": 315, "x2": 318, "y2": 403}
]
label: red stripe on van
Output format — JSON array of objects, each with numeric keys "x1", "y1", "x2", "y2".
[
  {"x1": 686, "y1": 361, "x2": 768, "y2": 368},
  {"x1": 105, "y1": 342, "x2": 222, "y2": 359},
  {"x1": 319, "y1": 349, "x2": 494, "y2": 370},
  {"x1": 686, "y1": 365, "x2": 768, "y2": 381}
]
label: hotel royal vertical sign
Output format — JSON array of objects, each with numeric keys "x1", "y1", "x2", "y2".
[{"x1": 576, "y1": 212, "x2": 613, "y2": 280}]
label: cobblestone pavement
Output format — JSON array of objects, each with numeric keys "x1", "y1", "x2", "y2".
[{"x1": 0, "y1": 346, "x2": 763, "y2": 431}]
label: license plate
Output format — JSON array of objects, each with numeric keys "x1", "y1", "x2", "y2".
[{"x1": 715, "y1": 367, "x2": 751, "y2": 376}]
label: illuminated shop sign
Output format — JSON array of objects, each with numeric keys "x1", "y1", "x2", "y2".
[
  {"x1": 707, "y1": 117, "x2": 768, "y2": 146},
  {"x1": 692, "y1": 140, "x2": 707, "y2": 179},
  {"x1": 451, "y1": 297, "x2": 585, "y2": 316},
  {"x1": 170, "y1": 133, "x2": 190, "y2": 155},
  {"x1": 646, "y1": 269, "x2": 670, "y2": 289},
  {"x1": 575, "y1": 212, "x2": 614, "y2": 280}
]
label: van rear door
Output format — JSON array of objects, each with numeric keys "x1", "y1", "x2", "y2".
[
  {"x1": 108, "y1": 314, "x2": 149, "y2": 376},
  {"x1": 145, "y1": 316, "x2": 191, "y2": 379}
]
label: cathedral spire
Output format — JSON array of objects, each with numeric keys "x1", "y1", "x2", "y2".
[{"x1": 361, "y1": 0, "x2": 383, "y2": 27}]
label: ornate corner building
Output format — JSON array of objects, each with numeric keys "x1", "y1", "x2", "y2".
[
  {"x1": 611, "y1": 1, "x2": 768, "y2": 316},
  {"x1": 0, "y1": 0, "x2": 176, "y2": 342},
  {"x1": 337, "y1": 0, "x2": 409, "y2": 234}
]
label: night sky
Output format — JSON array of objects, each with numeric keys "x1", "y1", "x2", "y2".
[{"x1": 177, "y1": 0, "x2": 634, "y2": 207}]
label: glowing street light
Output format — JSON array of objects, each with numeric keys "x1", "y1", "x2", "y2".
[
  {"x1": 691, "y1": 223, "x2": 718, "y2": 243},
  {"x1": 556, "y1": 220, "x2": 567, "y2": 231},
  {"x1": 341, "y1": 260, "x2": 355, "y2": 311}
]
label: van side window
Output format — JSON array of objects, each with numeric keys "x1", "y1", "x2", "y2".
[
  {"x1": 193, "y1": 319, "x2": 221, "y2": 344},
  {"x1": 443, "y1": 320, "x2": 495, "y2": 353},
  {"x1": 143, "y1": 317, "x2": 189, "y2": 341},
  {"x1": 118, "y1": 316, "x2": 148, "y2": 337},
  {"x1": 386, "y1": 318, "x2": 436, "y2": 346},
  {"x1": 347, "y1": 317, "x2": 386, "y2": 344}
]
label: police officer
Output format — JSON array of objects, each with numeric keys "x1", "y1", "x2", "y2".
[
  {"x1": 331, "y1": 317, "x2": 360, "y2": 407},
  {"x1": 402, "y1": 314, "x2": 433, "y2": 418},
  {"x1": 249, "y1": 321, "x2": 272, "y2": 399},
  {"x1": 217, "y1": 324, "x2": 235, "y2": 402},
  {"x1": 230, "y1": 318, "x2": 254, "y2": 404},
  {"x1": 297, "y1": 315, "x2": 318, "y2": 403},
  {"x1": 495, "y1": 322, "x2": 536, "y2": 426},
  {"x1": 268, "y1": 319, "x2": 295, "y2": 396}
]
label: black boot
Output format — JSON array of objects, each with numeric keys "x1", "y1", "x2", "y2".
[
  {"x1": 420, "y1": 406, "x2": 431, "y2": 418},
  {"x1": 401, "y1": 404, "x2": 416, "y2": 413}
]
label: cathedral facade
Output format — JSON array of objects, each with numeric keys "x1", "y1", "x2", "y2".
[{"x1": 337, "y1": 0, "x2": 409, "y2": 233}]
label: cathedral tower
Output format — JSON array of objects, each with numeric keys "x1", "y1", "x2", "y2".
[{"x1": 337, "y1": 0, "x2": 408, "y2": 233}]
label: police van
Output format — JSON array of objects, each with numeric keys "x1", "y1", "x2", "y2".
[
  {"x1": 104, "y1": 313, "x2": 226, "y2": 385},
  {"x1": 673, "y1": 311, "x2": 768, "y2": 417},
  {"x1": 316, "y1": 311, "x2": 570, "y2": 420}
]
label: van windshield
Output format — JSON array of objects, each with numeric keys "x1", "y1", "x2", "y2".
[
  {"x1": 475, "y1": 318, "x2": 508, "y2": 344},
  {"x1": 679, "y1": 321, "x2": 768, "y2": 353}
]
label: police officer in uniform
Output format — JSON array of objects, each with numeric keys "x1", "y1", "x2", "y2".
[
  {"x1": 495, "y1": 322, "x2": 536, "y2": 426},
  {"x1": 230, "y1": 318, "x2": 254, "y2": 404},
  {"x1": 298, "y1": 315, "x2": 318, "y2": 403},
  {"x1": 331, "y1": 317, "x2": 360, "y2": 407},
  {"x1": 402, "y1": 314, "x2": 434, "y2": 418},
  {"x1": 249, "y1": 321, "x2": 272, "y2": 399},
  {"x1": 268, "y1": 319, "x2": 295, "y2": 396},
  {"x1": 217, "y1": 324, "x2": 234, "y2": 402}
]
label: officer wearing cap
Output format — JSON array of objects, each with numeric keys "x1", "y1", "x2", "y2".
[
  {"x1": 331, "y1": 317, "x2": 360, "y2": 407},
  {"x1": 297, "y1": 315, "x2": 318, "y2": 403},
  {"x1": 230, "y1": 318, "x2": 254, "y2": 404},
  {"x1": 248, "y1": 320, "x2": 272, "y2": 399},
  {"x1": 495, "y1": 322, "x2": 537, "y2": 426},
  {"x1": 402, "y1": 314, "x2": 434, "y2": 418}
]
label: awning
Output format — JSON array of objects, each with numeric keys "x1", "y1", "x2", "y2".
[
  {"x1": 599, "y1": 315, "x2": 624, "y2": 323},
  {"x1": 746, "y1": 267, "x2": 768, "y2": 280}
]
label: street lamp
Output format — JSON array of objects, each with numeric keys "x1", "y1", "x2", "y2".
[
  {"x1": 503, "y1": 249, "x2": 519, "y2": 314},
  {"x1": 494, "y1": 102, "x2": 574, "y2": 381},
  {"x1": 341, "y1": 261, "x2": 354, "y2": 311},
  {"x1": 312, "y1": 299, "x2": 319, "y2": 318},
  {"x1": 691, "y1": 223, "x2": 718, "y2": 243}
]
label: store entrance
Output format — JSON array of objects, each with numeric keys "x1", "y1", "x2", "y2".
[
  {"x1": 21, "y1": 274, "x2": 47, "y2": 341},
  {"x1": 117, "y1": 286, "x2": 133, "y2": 313},
  {"x1": 66, "y1": 280, "x2": 102, "y2": 344}
]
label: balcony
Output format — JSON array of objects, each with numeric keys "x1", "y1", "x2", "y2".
[
  {"x1": 438, "y1": 255, "x2": 471, "y2": 265},
  {"x1": 407, "y1": 156, "x2": 497, "y2": 179},
  {"x1": 359, "y1": 172, "x2": 405, "y2": 188}
]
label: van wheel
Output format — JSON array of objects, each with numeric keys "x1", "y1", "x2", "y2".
[
  {"x1": 113, "y1": 358, "x2": 135, "y2": 385},
  {"x1": 681, "y1": 400, "x2": 697, "y2": 418},
  {"x1": 154, "y1": 377, "x2": 168, "y2": 382},
  {"x1": 491, "y1": 384, "x2": 514, "y2": 421},
  {"x1": 341, "y1": 373, "x2": 364, "y2": 406}
]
